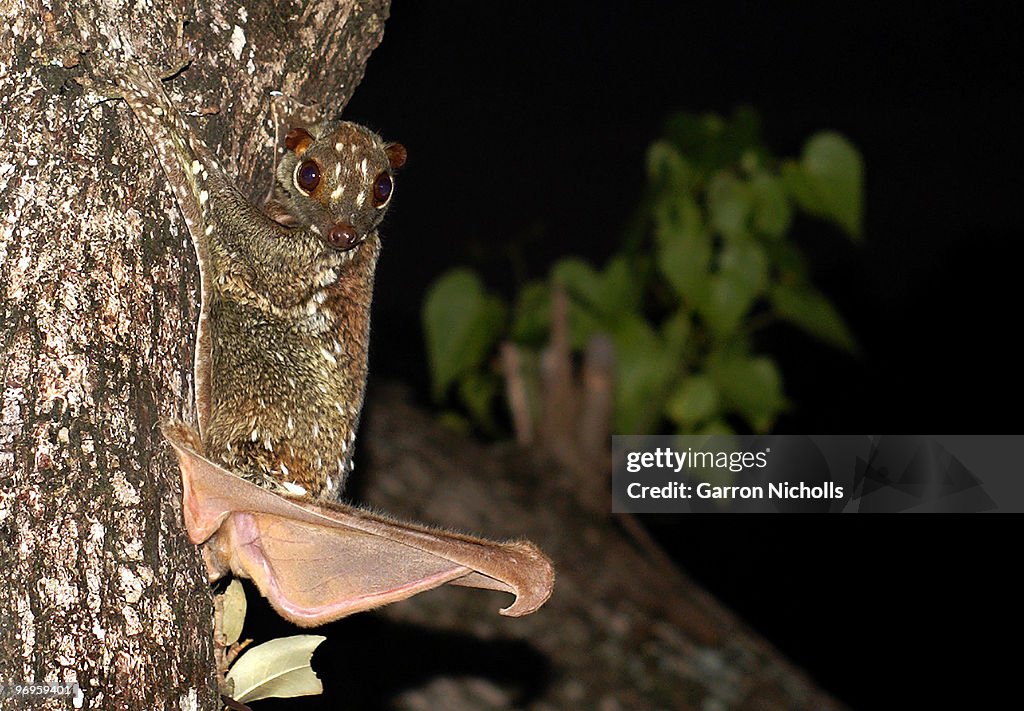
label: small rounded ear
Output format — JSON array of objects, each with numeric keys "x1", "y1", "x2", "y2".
[
  {"x1": 263, "y1": 199, "x2": 300, "y2": 227},
  {"x1": 385, "y1": 143, "x2": 407, "y2": 169},
  {"x1": 285, "y1": 128, "x2": 315, "y2": 156}
]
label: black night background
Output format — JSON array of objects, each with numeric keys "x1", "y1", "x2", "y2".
[{"x1": 316, "y1": 3, "x2": 1015, "y2": 709}]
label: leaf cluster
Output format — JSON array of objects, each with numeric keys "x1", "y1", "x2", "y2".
[{"x1": 423, "y1": 109, "x2": 863, "y2": 436}]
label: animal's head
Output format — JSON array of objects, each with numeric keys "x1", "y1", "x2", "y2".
[{"x1": 275, "y1": 121, "x2": 406, "y2": 251}]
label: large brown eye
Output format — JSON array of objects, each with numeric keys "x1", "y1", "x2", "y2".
[
  {"x1": 372, "y1": 171, "x2": 393, "y2": 206},
  {"x1": 296, "y1": 160, "x2": 321, "y2": 194}
]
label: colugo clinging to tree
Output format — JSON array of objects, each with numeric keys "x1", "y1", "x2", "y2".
[{"x1": 83, "y1": 59, "x2": 553, "y2": 628}]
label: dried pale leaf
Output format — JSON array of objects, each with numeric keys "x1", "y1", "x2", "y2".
[
  {"x1": 221, "y1": 579, "x2": 246, "y2": 646},
  {"x1": 226, "y1": 635, "x2": 326, "y2": 703}
]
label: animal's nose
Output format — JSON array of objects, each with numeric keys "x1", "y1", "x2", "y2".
[{"x1": 326, "y1": 222, "x2": 361, "y2": 251}]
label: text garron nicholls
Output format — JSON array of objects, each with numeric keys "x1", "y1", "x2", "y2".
[{"x1": 624, "y1": 446, "x2": 845, "y2": 500}]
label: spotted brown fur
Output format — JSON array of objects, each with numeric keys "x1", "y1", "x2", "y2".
[{"x1": 109, "y1": 65, "x2": 403, "y2": 499}]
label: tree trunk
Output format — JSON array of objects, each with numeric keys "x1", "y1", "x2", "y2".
[{"x1": 0, "y1": 1, "x2": 388, "y2": 708}]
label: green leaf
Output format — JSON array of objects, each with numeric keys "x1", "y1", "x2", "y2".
[
  {"x1": 666, "y1": 374, "x2": 720, "y2": 428},
  {"x1": 601, "y1": 254, "x2": 644, "y2": 315},
  {"x1": 720, "y1": 241, "x2": 769, "y2": 294},
  {"x1": 787, "y1": 132, "x2": 864, "y2": 239},
  {"x1": 663, "y1": 112, "x2": 724, "y2": 169},
  {"x1": 565, "y1": 302, "x2": 604, "y2": 349},
  {"x1": 707, "y1": 171, "x2": 752, "y2": 241},
  {"x1": 221, "y1": 579, "x2": 246, "y2": 647},
  {"x1": 552, "y1": 256, "x2": 640, "y2": 320},
  {"x1": 227, "y1": 635, "x2": 326, "y2": 703},
  {"x1": 458, "y1": 370, "x2": 500, "y2": 432},
  {"x1": 511, "y1": 281, "x2": 551, "y2": 345},
  {"x1": 663, "y1": 108, "x2": 764, "y2": 173},
  {"x1": 708, "y1": 352, "x2": 786, "y2": 432},
  {"x1": 661, "y1": 310, "x2": 692, "y2": 361},
  {"x1": 423, "y1": 269, "x2": 506, "y2": 400},
  {"x1": 703, "y1": 242, "x2": 768, "y2": 339},
  {"x1": 749, "y1": 172, "x2": 792, "y2": 238},
  {"x1": 552, "y1": 258, "x2": 604, "y2": 311},
  {"x1": 772, "y1": 282, "x2": 858, "y2": 353},
  {"x1": 610, "y1": 314, "x2": 680, "y2": 434},
  {"x1": 550, "y1": 258, "x2": 603, "y2": 347},
  {"x1": 704, "y1": 274, "x2": 750, "y2": 339},
  {"x1": 654, "y1": 195, "x2": 711, "y2": 306},
  {"x1": 551, "y1": 256, "x2": 644, "y2": 348},
  {"x1": 647, "y1": 140, "x2": 695, "y2": 193}
]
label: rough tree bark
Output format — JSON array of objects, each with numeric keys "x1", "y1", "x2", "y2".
[{"x1": 0, "y1": 1, "x2": 388, "y2": 708}]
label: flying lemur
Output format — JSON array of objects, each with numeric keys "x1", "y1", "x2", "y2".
[
  {"x1": 84, "y1": 60, "x2": 552, "y2": 633},
  {"x1": 104, "y1": 64, "x2": 406, "y2": 500}
]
